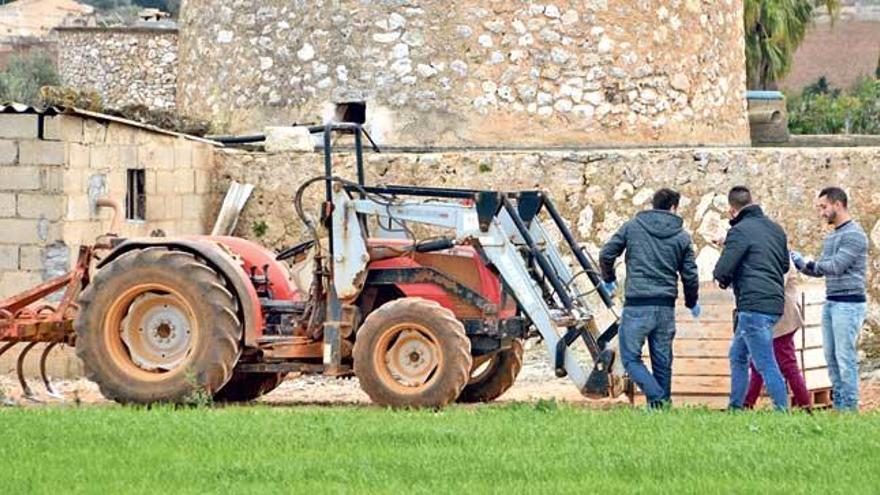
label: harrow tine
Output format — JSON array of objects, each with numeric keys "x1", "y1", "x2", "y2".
[
  {"x1": 0, "y1": 342, "x2": 17, "y2": 406},
  {"x1": 39, "y1": 342, "x2": 64, "y2": 400},
  {"x1": 16, "y1": 341, "x2": 40, "y2": 402}
]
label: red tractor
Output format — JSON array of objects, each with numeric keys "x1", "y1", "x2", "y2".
[{"x1": 1, "y1": 124, "x2": 624, "y2": 408}]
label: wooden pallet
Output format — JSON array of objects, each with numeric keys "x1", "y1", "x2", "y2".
[{"x1": 634, "y1": 281, "x2": 831, "y2": 409}]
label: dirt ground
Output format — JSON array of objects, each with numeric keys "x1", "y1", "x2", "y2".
[{"x1": 2, "y1": 345, "x2": 879, "y2": 411}]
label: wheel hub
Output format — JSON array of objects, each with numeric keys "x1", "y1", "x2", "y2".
[
  {"x1": 121, "y1": 293, "x2": 194, "y2": 371},
  {"x1": 385, "y1": 329, "x2": 439, "y2": 387}
]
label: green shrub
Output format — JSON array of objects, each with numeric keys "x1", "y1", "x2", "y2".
[
  {"x1": 0, "y1": 51, "x2": 60, "y2": 106},
  {"x1": 787, "y1": 76, "x2": 880, "y2": 135}
]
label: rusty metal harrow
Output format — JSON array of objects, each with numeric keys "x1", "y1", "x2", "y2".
[{"x1": 0, "y1": 199, "x2": 118, "y2": 404}]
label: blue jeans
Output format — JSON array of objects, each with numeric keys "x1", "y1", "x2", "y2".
[
  {"x1": 619, "y1": 306, "x2": 676, "y2": 405},
  {"x1": 729, "y1": 311, "x2": 788, "y2": 410},
  {"x1": 823, "y1": 301, "x2": 867, "y2": 411}
]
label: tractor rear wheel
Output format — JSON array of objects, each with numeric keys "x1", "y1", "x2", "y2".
[
  {"x1": 75, "y1": 248, "x2": 242, "y2": 404},
  {"x1": 457, "y1": 340, "x2": 523, "y2": 403},
  {"x1": 353, "y1": 298, "x2": 471, "y2": 408},
  {"x1": 213, "y1": 371, "x2": 287, "y2": 402}
]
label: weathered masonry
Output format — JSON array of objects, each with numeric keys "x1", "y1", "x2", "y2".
[{"x1": 0, "y1": 105, "x2": 215, "y2": 301}]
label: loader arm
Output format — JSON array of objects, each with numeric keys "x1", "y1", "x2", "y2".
[{"x1": 330, "y1": 184, "x2": 618, "y2": 397}]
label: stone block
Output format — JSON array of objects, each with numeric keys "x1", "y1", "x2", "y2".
[
  {"x1": 18, "y1": 139, "x2": 66, "y2": 166},
  {"x1": 62, "y1": 221, "x2": 103, "y2": 245},
  {"x1": 181, "y1": 194, "x2": 206, "y2": 220},
  {"x1": 82, "y1": 119, "x2": 108, "y2": 144},
  {"x1": 264, "y1": 126, "x2": 315, "y2": 153},
  {"x1": 106, "y1": 122, "x2": 137, "y2": 145},
  {"x1": 156, "y1": 170, "x2": 176, "y2": 193},
  {"x1": 0, "y1": 218, "x2": 42, "y2": 244},
  {"x1": 0, "y1": 271, "x2": 43, "y2": 299},
  {"x1": 0, "y1": 114, "x2": 38, "y2": 139},
  {"x1": 0, "y1": 244, "x2": 17, "y2": 270},
  {"x1": 0, "y1": 192, "x2": 15, "y2": 215},
  {"x1": 17, "y1": 193, "x2": 64, "y2": 220},
  {"x1": 0, "y1": 139, "x2": 17, "y2": 165},
  {"x1": 165, "y1": 195, "x2": 183, "y2": 219},
  {"x1": 173, "y1": 169, "x2": 195, "y2": 194},
  {"x1": 138, "y1": 140, "x2": 175, "y2": 169},
  {"x1": 43, "y1": 115, "x2": 84, "y2": 142},
  {"x1": 90, "y1": 145, "x2": 120, "y2": 169},
  {"x1": 194, "y1": 169, "x2": 212, "y2": 194},
  {"x1": 120, "y1": 146, "x2": 138, "y2": 168},
  {"x1": 42, "y1": 168, "x2": 65, "y2": 193},
  {"x1": 107, "y1": 170, "x2": 126, "y2": 196},
  {"x1": 68, "y1": 143, "x2": 90, "y2": 169},
  {"x1": 146, "y1": 195, "x2": 166, "y2": 220},
  {"x1": 63, "y1": 169, "x2": 85, "y2": 194},
  {"x1": 66, "y1": 194, "x2": 92, "y2": 221},
  {"x1": 177, "y1": 220, "x2": 205, "y2": 235},
  {"x1": 19, "y1": 245, "x2": 43, "y2": 270},
  {"x1": 192, "y1": 143, "x2": 215, "y2": 169},
  {"x1": 174, "y1": 145, "x2": 192, "y2": 169},
  {"x1": 0, "y1": 167, "x2": 42, "y2": 191},
  {"x1": 145, "y1": 170, "x2": 158, "y2": 194}
]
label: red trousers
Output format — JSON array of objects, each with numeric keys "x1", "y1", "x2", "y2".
[{"x1": 744, "y1": 331, "x2": 812, "y2": 408}]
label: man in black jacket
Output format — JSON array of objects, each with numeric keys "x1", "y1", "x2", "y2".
[
  {"x1": 599, "y1": 188, "x2": 700, "y2": 408},
  {"x1": 713, "y1": 186, "x2": 790, "y2": 411}
]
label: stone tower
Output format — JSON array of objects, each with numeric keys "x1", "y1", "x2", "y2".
[{"x1": 177, "y1": 0, "x2": 750, "y2": 147}]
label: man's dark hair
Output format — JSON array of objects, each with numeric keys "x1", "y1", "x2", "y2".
[
  {"x1": 819, "y1": 187, "x2": 848, "y2": 208},
  {"x1": 652, "y1": 188, "x2": 681, "y2": 211},
  {"x1": 728, "y1": 186, "x2": 752, "y2": 210}
]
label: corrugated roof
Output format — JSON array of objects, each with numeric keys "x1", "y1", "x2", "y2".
[{"x1": 0, "y1": 103, "x2": 220, "y2": 145}]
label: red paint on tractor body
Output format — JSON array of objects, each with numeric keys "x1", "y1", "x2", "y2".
[{"x1": 189, "y1": 236, "x2": 515, "y2": 343}]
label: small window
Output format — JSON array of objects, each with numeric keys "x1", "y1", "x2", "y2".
[{"x1": 125, "y1": 169, "x2": 145, "y2": 221}]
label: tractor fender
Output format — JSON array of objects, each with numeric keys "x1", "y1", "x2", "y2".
[{"x1": 96, "y1": 238, "x2": 263, "y2": 346}]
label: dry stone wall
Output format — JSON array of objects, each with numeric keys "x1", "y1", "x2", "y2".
[
  {"x1": 56, "y1": 27, "x2": 178, "y2": 110},
  {"x1": 214, "y1": 145, "x2": 880, "y2": 342},
  {"x1": 178, "y1": 0, "x2": 750, "y2": 147}
]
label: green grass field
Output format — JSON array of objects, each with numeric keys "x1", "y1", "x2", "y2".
[{"x1": 1, "y1": 403, "x2": 878, "y2": 494}]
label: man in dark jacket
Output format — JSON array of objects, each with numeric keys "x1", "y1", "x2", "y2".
[
  {"x1": 599, "y1": 188, "x2": 700, "y2": 408},
  {"x1": 713, "y1": 186, "x2": 790, "y2": 411}
]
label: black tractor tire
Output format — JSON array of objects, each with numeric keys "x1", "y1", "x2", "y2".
[
  {"x1": 75, "y1": 248, "x2": 242, "y2": 404},
  {"x1": 213, "y1": 371, "x2": 287, "y2": 402},
  {"x1": 353, "y1": 297, "x2": 472, "y2": 408},
  {"x1": 457, "y1": 340, "x2": 524, "y2": 403}
]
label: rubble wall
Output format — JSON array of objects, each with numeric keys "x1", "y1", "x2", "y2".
[
  {"x1": 177, "y1": 0, "x2": 750, "y2": 147},
  {"x1": 214, "y1": 145, "x2": 880, "y2": 344},
  {"x1": 56, "y1": 27, "x2": 178, "y2": 110}
]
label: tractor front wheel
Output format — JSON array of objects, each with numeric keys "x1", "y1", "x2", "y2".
[{"x1": 353, "y1": 298, "x2": 471, "y2": 408}]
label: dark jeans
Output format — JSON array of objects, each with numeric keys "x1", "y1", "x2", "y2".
[
  {"x1": 729, "y1": 311, "x2": 789, "y2": 411},
  {"x1": 618, "y1": 305, "x2": 676, "y2": 405},
  {"x1": 744, "y1": 331, "x2": 811, "y2": 409}
]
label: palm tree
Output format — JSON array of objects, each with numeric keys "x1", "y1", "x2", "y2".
[{"x1": 744, "y1": 0, "x2": 839, "y2": 89}]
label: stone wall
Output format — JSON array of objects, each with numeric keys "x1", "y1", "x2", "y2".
[
  {"x1": 56, "y1": 27, "x2": 178, "y2": 110},
  {"x1": 0, "y1": 111, "x2": 214, "y2": 377},
  {"x1": 0, "y1": 113, "x2": 68, "y2": 297},
  {"x1": 213, "y1": 145, "x2": 880, "y2": 340},
  {"x1": 0, "y1": 113, "x2": 214, "y2": 275},
  {"x1": 58, "y1": 115, "x2": 214, "y2": 253},
  {"x1": 177, "y1": 0, "x2": 750, "y2": 148}
]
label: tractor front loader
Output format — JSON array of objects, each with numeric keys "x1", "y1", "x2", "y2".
[{"x1": 0, "y1": 124, "x2": 628, "y2": 407}]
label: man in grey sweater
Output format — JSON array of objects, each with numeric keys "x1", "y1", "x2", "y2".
[
  {"x1": 791, "y1": 187, "x2": 869, "y2": 411},
  {"x1": 599, "y1": 188, "x2": 700, "y2": 408}
]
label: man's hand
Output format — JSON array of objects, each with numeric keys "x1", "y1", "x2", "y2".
[
  {"x1": 790, "y1": 251, "x2": 806, "y2": 271},
  {"x1": 600, "y1": 281, "x2": 617, "y2": 298},
  {"x1": 690, "y1": 304, "x2": 702, "y2": 319}
]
